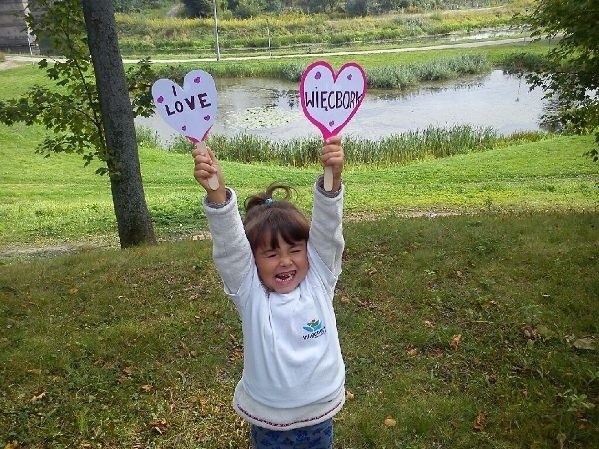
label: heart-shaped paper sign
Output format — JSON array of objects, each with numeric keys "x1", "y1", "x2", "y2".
[
  {"x1": 300, "y1": 61, "x2": 367, "y2": 140},
  {"x1": 151, "y1": 69, "x2": 218, "y2": 143}
]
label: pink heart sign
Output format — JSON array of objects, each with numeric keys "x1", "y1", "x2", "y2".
[
  {"x1": 151, "y1": 69, "x2": 218, "y2": 143},
  {"x1": 151, "y1": 69, "x2": 219, "y2": 190},
  {"x1": 300, "y1": 61, "x2": 367, "y2": 140}
]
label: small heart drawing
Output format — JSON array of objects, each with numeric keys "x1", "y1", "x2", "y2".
[
  {"x1": 299, "y1": 61, "x2": 367, "y2": 139},
  {"x1": 151, "y1": 69, "x2": 218, "y2": 142}
]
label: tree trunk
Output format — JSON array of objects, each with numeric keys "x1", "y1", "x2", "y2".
[{"x1": 80, "y1": 0, "x2": 156, "y2": 248}]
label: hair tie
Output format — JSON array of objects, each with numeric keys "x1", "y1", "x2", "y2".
[{"x1": 264, "y1": 198, "x2": 273, "y2": 206}]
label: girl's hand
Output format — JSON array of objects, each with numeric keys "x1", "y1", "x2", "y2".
[
  {"x1": 192, "y1": 144, "x2": 226, "y2": 203},
  {"x1": 321, "y1": 136, "x2": 344, "y2": 191}
]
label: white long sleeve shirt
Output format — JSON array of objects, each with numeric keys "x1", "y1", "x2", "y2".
[{"x1": 203, "y1": 180, "x2": 345, "y2": 430}]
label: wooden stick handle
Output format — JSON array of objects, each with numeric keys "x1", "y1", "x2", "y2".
[
  {"x1": 196, "y1": 140, "x2": 219, "y2": 191},
  {"x1": 323, "y1": 166, "x2": 334, "y2": 192}
]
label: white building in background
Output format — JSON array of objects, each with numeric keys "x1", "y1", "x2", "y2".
[{"x1": 0, "y1": 0, "x2": 38, "y2": 54}]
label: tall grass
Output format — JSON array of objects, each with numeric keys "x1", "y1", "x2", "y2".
[{"x1": 149, "y1": 126, "x2": 546, "y2": 167}]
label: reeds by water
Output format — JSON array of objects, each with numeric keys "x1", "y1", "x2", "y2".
[
  {"x1": 366, "y1": 55, "x2": 490, "y2": 88},
  {"x1": 141, "y1": 125, "x2": 546, "y2": 167}
]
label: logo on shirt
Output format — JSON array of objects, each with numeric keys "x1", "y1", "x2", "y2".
[{"x1": 302, "y1": 319, "x2": 326, "y2": 340}]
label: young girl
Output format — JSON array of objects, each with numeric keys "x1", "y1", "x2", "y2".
[{"x1": 192, "y1": 136, "x2": 346, "y2": 449}]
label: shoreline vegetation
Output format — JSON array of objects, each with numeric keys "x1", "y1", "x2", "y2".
[{"x1": 140, "y1": 125, "x2": 549, "y2": 167}]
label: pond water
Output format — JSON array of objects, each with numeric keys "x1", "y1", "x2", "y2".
[
  {"x1": 137, "y1": 70, "x2": 548, "y2": 144},
  {"x1": 448, "y1": 28, "x2": 523, "y2": 41}
]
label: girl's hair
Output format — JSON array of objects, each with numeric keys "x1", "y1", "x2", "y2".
[{"x1": 243, "y1": 183, "x2": 309, "y2": 252}]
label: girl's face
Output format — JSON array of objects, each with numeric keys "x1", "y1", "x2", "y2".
[{"x1": 254, "y1": 235, "x2": 309, "y2": 294}]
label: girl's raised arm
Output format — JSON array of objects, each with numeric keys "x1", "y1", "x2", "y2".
[
  {"x1": 309, "y1": 137, "x2": 345, "y2": 278},
  {"x1": 193, "y1": 146, "x2": 252, "y2": 299},
  {"x1": 192, "y1": 145, "x2": 226, "y2": 203}
]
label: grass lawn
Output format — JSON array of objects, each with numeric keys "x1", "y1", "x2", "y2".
[
  {"x1": 0, "y1": 127, "x2": 596, "y2": 249},
  {"x1": 0, "y1": 210, "x2": 597, "y2": 448}
]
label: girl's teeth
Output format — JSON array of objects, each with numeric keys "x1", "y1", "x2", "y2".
[{"x1": 276, "y1": 272, "x2": 294, "y2": 281}]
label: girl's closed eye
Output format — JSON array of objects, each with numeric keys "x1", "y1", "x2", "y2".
[{"x1": 261, "y1": 250, "x2": 277, "y2": 258}]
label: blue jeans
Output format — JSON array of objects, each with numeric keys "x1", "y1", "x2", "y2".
[{"x1": 250, "y1": 419, "x2": 333, "y2": 449}]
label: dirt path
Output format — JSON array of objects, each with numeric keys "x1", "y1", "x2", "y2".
[
  {"x1": 0, "y1": 59, "x2": 28, "y2": 70},
  {"x1": 0, "y1": 210, "x2": 469, "y2": 262}
]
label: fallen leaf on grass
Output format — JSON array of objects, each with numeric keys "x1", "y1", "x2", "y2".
[
  {"x1": 522, "y1": 324, "x2": 540, "y2": 340},
  {"x1": 122, "y1": 366, "x2": 135, "y2": 376},
  {"x1": 384, "y1": 416, "x2": 396, "y2": 427},
  {"x1": 345, "y1": 390, "x2": 355, "y2": 400},
  {"x1": 423, "y1": 320, "x2": 435, "y2": 328},
  {"x1": 450, "y1": 334, "x2": 462, "y2": 350},
  {"x1": 572, "y1": 337, "x2": 596, "y2": 350},
  {"x1": 4, "y1": 441, "x2": 19, "y2": 449},
  {"x1": 473, "y1": 411, "x2": 486, "y2": 431},
  {"x1": 149, "y1": 419, "x2": 168, "y2": 434},
  {"x1": 228, "y1": 334, "x2": 243, "y2": 363},
  {"x1": 406, "y1": 348, "x2": 418, "y2": 357},
  {"x1": 141, "y1": 384, "x2": 153, "y2": 393},
  {"x1": 536, "y1": 324, "x2": 554, "y2": 339},
  {"x1": 430, "y1": 348, "x2": 444, "y2": 358},
  {"x1": 30, "y1": 391, "x2": 46, "y2": 403},
  {"x1": 557, "y1": 432, "x2": 566, "y2": 449}
]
